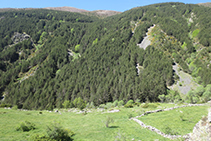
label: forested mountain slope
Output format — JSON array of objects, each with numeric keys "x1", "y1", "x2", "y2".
[{"x1": 0, "y1": 2, "x2": 211, "y2": 110}]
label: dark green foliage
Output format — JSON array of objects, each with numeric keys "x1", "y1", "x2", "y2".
[
  {"x1": 0, "y1": 3, "x2": 211, "y2": 110},
  {"x1": 46, "y1": 123, "x2": 74, "y2": 141},
  {"x1": 0, "y1": 103, "x2": 12, "y2": 108},
  {"x1": 16, "y1": 121, "x2": 36, "y2": 132}
]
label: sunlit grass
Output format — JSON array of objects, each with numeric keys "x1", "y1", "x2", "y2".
[
  {"x1": 139, "y1": 105, "x2": 209, "y2": 135},
  {"x1": 0, "y1": 103, "x2": 208, "y2": 141}
]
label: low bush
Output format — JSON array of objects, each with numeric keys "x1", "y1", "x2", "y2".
[
  {"x1": 105, "y1": 116, "x2": 114, "y2": 128},
  {"x1": 86, "y1": 102, "x2": 95, "y2": 109},
  {"x1": 127, "y1": 113, "x2": 133, "y2": 119},
  {"x1": 124, "y1": 100, "x2": 134, "y2": 108},
  {"x1": 62, "y1": 100, "x2": 71, "y2": 109},
  {"x1": 16, "y1": 121, "x2": 36, "y2": 132},
  {"x1": 141, "y1": 103, "x2": 158, "y2": 109},
  {"x1": 0, "y1": 103, "x2": 12, "y2": 108},
  {"x1": 12, "y1": 105, "x2": 18, "y2": 110},
  {"x1": 46, "y1": 123, "x2": 74, "y2": 140},
  {"x1": 118, "y1": 100, "x2": 124, "y2": 107},
  {"x1": 106, "y1": 102, "x2": 113, "y2": 109},
  {"x1": 31, "y1": 122, "x2": 74, "y2": 141},
  {"x1": 73, "y1": 97, "x2": 86, "y2": 110},
  {"x1": 113, "y1": 100, "x2": 118, "y2": 107},
  {"x1": 164, "y1": 126, "x2": 179, "y2": 135},
  {"x1": 99, "y1": 104, "x2": 106, "y2": 109},
  {"x1": 141, "y1": 103, "x2": 149, "y2": 108}
]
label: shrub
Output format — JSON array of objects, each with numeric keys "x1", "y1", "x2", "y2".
[
  {"x1": 62, "y1": 100, "x2": 71, "y2": 109},
  {"x1": 0, "y1": 103, "x2": 12, "y2": 108},
  {"x1": 113, "y1": 100, "x2": 118, "y2": 107},
  {"x1": 141, "y1": 103, "x2": 158, "y2": 109},
  {"x1": 117, "y1": 100, "x2": 124, "y2": 107},
  {"x1": 148, "y1": 103, "x2": 158, "y2": 109},
  {"x1": 164, "y1": 126, "x2": 178, "y2": 135},
  {"x1": 73, "y1": 97, "x2": 86, "y2": 110},
  {"x1": 127, "y1": 113, "x2": 133, "y2": 119},
  {"x1": 192, "y1": 96, "x2": 199, "y2": 104},
  {"x1": 105, "y1": 116, "x2": 114, "y2": 128},
  {"x1": 202, "y1": 91, "x2": 211, "y2": 102},
  {"x1": 30, "y1": 134, "x2": 50, "y2": 141},
  {"x1": 179, "y1": 112, "x2": 185, "y2": 121},
  {"x1": 46, "y1": 123, "x2": 74, "y2": 141},
  {"x1": 106, "y1": 102, "x2": 113, "y2": 109},
  {"x1": 141, "y1": 103, "x2": 148, "y2": 108},
  {"x1": 32, "y1": 123, "x2": 74, "y2": 141},
  {"x1": 16, "y1": 121, "x2": 36, "y2": 132},
  {"x1": 185, "y1": 90, "x2": 194, "y2": 103},
  {"x1": 124, "y1": 100, "x2": 134, "y2": 108},
  {"x1": 86, "y1": 102, "x2": 95, "y2": 109},
  {"x1": 99, "y1": 104, "x2": 106, "y2": 109},
  {"x1": 12, "y1": 105, "x2": 18, "y2": 110},
  {"x1": 134, "y1": 99, "x2": 141, "y2": 106},
  {"x1": 158, "y1": 94, "x2": 165, "y2": 103},
  {"x1": 194, "y1": 85, "x2": 205, "y2": 97}
]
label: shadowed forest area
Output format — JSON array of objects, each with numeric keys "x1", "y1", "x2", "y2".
[{"x1": 0, "y1": 2, "x2": 211, "y2": 110}]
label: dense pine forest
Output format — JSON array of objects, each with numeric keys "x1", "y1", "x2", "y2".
[{"x1": 0, "y1": 2, "x2": 211, "y2": 110}]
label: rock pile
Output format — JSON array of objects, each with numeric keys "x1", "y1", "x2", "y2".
[
  {"x1": 188, "y1": 112, "x2": 211, "y2": 141},
  {"x1": 11, "y1": 32, "x2": 30, "y2": 44},
  {"x1": 208, "y1": 108, "x2": 211, "y2": 123}
]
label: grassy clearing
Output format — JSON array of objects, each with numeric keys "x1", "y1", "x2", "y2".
[
  {"x1": 139, "y1": 105, "x2": 209, "y2": 135},
  {"x1": 0, "y1": 103, "x2": 179, "y2": 141},
  {"x1": 0, "y1": 103, "x2": 208, "y2": 141}
]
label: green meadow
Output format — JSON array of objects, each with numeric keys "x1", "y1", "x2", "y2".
[{"x1": 0, "y1": 103, "x2": 209, "y2": 141}]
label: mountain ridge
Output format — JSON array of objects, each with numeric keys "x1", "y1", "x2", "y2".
[{"x1": 0, "y1": 6, "x2": 121, "y2": 17}]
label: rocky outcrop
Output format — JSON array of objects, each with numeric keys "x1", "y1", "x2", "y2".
[
  {"x1": 11, "y1": 32, "x2": 30, "y2": 44},
  {"x1": 188, "y1": 109, "x2": 211, "y2": 141},
  {"x1": 137, "y1": 24, "x2": 155, "y2": 50},
  {"x1": 0, "y1": 16, "x2": 5, "y2": 21},
  {"x1": 208, "y1": 108, "x2": 211, "y2": 123}
]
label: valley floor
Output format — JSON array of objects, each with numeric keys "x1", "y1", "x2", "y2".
[{"x1": 0, "y1": 103, "x2": 209, "y2": 141}]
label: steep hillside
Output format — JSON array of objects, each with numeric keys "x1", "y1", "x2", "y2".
[{"x1": 0, "y1": 2, "x2": 211, "y2": 110}]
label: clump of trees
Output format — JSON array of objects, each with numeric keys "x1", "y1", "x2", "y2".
[
  {"x1": 62, "y1": 97, "x2": 86, "y2": 110},
  {"x1": 185, "y1": 85, "x2": 211, "y2": 103}
]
